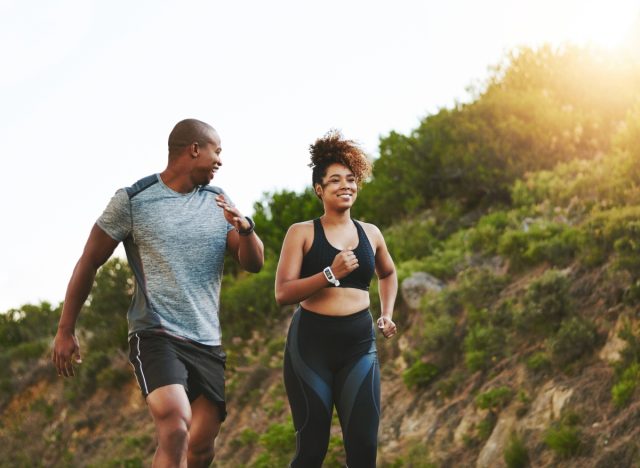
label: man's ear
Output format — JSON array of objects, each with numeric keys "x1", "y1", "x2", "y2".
[{"x1": 191, "y1": 142, "x2": 199, "y2": 158}]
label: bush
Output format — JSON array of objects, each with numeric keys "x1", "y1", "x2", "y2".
[
  {"x1": 612, "y1": 362, "x2": 640, "y2": 408},
  {"x1": 518, "y1": 269, "x2": 571, "y2": 334},
  {"x1": 68, "y1": 350, "x2": 112, "y2": 399},
  {"x1": 549, "y1": 317, "x2": 597, "y2": 366},
  {"x1": 498, "y1": 223, "x2": 580, "y2": 271},
  {"x1": 96, "y1": 366, "x2": 132, "y2": 389},
  {"x1": 253, "y1": 421, "x2": 296, "y2": 468},
  {"x1": 219, "y1": 259, "x2": 281, "y2": 339},
  {"x1": 544, "y1": 423, "x2": 581, "y2": 458},
  {"x1": 8, "y1": 339, "x2": 49, "y2": 360},
  {"x1": 466, "y1": 211, "x2": 512, "y2": 255},
  {"x1": 456, "y1": 268, "x2": 509, "y2": 311},
  {"x1": 504, "y1": 433, "x2": 530, "y2": 468},
  {"x1": 526, "y1": 351, "x2": 551, "y2": 373},
  {"x1": 476, "y1": 386, "x2": 513, "y2": 411},
  {"x1": 384, "y1": 217, "x2": 440, "y2": 263},
  {"x1": 402, "y1": 361, "x2": 439, "y2": 390},
  {"x1": 464, "y1": 324, "x2": 506, "y2": 371}
]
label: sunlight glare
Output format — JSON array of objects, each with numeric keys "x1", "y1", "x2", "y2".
[{"x1": 565, "y1": 1, "x2": 639, "y2": 49}]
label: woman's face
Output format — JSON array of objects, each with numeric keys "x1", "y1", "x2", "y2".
[{"x1": 316, "y1": 163, "x2": 358, "y2": 209}]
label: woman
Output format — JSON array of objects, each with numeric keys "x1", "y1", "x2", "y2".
[{"x1": 275, "y1": 130, "x2": 398, "y2": 468}]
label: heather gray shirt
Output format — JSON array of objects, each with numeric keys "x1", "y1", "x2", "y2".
[{"x1": 97, "y1": 174, "x2": 234, "y2": 345}]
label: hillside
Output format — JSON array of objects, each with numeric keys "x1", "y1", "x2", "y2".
[{"x1": 2, "y1": 44, "x2": 640, "y2": 467}]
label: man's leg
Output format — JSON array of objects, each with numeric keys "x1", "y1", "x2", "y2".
[
  {"x1": 187, "y1": 396, "x2": 222, "y2": 467},
  {"x1": 146, "y1": 384, "x2": 192, "y2": 468}
]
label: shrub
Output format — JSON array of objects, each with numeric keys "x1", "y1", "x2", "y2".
[
  {"x1": 498, "y1": 223, "x2": 580, "y2": 271},
  {"x1": 549, "y1": 317, "x2": 597, "y2": 366},
  {"x1": 96, "y1": 366, "x2": 132, "y2": 389},
  {"x1": 612, "y1": 362, "x2": 640, "y2": 408},
  {"x1": 456, "y1": 268, "x2": 509, "y2": 311},
  {"x1": 253, "y1": 421, "x2": 296, "y2": 468},
  {"x1": 518, "y1": 269, "x2": 571, "y2": 334},
  {"x1": 504, "y1": 433, "x2": 530, "y2": 468},
  {"x1": 384, "y1": 217, "x2": 440, "y2": 263},
  {"x1": 402, "y1": 361, "x2": 439, "y2": 390},
  {"x1": 466, "y1": 211, "x2": 512, "y2": 255},
  {"x1": 219, "y1": 259, "x2": 281, "y2": 339},
  {"x1": 464, "y1": 324, "x2": 506, "y2": 371},
  {"x1": 476, "y1": 413, "x2": 497, "y2": 441},
  {"x1": 8, "y1": 339, "x2": 49, "y2": 360},
  {"x1": 544, "y1": 424, "x2": 581, "y2": 458},
  {"x1": 234, "y1": 428, "x2": 259, "y2": 448},
  {"x1": 476, "y1": 386, "x2": 513, "y2": 411},
  {"x1": 526, "y1": 352, "x2": 551, "y2": 372},
  {"x1": 423, "y1": 312, "x2": 458, "y2": 352}
]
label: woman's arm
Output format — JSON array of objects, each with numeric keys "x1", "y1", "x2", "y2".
[{"x1": 371, "y1": 224, "x2": 398, "y2": 338}]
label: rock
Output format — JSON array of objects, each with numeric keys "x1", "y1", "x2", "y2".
[
  {"x1": 599, "y1": 314, "x2": 628, "y2": 363},
  {"x1": 401, "y1": 272, "x2": 445, "y2": 309},
  {"x1": 476, "y1": 407, "x2": 518, "y2": 468},
  {"x1": 453, "y1": 405, "x2": 487, "y2": 446},
  {"x1": 521, "y1": 382, "x2": 573, "y2": 431}
]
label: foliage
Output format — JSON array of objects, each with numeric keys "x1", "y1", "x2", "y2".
[
  {"x1": 475, "y1": 386, "x2": 513, "y2": 411},
  {"x1": 497, "y1": 222, "x2": 581, "y2": 271},
  {"x1": 548, "y1": 317, "x2": 597, "y2": 367},
  {"x1": 612, "y1": 322, "x2": 640, "y2": 408},
  {"x1": 517, "y1": 269, "x2": 571, "y2": 335},
  {"x1": 457, "y1": 267, "x2": 509, "y2": 311},
  {"x1": 81, "y1": 258, "x2": 133, "y2": 351},
  {"x1": 383, "y1": 217, "x2": 440, "y2": 264},
  {"x1": 0, "y1": 301, "x2": 59, "y2": 348},
  {"x1": 251, "y1": 188, "x2": 323, "y2": 255},
  {"x1": 612, "y1": 362, "x2": 640, "y2": 409},
  {"x1": 358, "y1": 45, "x2": 638, "y2": 227},
  {"x1": 253, "y1": 421, "x2": 296, "y2": 468},
  {"x1": 544, "y1": 418, "x2": 582, "y2": 458},
  {"x1": 219, "y1": 259, "x2": 281, "y2": 339},
  {"x1": 402, "y1": 361, "x2": 439, "y2": 390},
  {"x1": 526, "y1": 352, "x2": 551, "y2": 373},
  {"x1": 504, "y1": 433, "x2": 530, "y2": 468},
  {"x1": 464, "y1": 323, "x2": 506, "y2": 371}
]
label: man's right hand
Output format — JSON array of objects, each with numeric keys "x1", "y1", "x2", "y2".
[{"x1": 52, "y1": 331, "x2": 82, "y2": 377}]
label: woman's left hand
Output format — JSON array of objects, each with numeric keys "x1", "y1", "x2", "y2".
[{"x1": 377, "y1": 316, "x2": 397, "y2": 339}]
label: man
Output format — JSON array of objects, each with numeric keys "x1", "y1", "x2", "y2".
[{"x1": 52, "y1": 118, "x2": 264, "y2": 467}]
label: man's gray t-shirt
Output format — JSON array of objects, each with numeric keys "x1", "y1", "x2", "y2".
[{"x1": 97, "y1": 174, "x2": 234, "y2": 345}]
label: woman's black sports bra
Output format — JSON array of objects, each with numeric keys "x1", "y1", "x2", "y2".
[{"x1": 300, "y1": 218, "x2": 376, "y2": 291}]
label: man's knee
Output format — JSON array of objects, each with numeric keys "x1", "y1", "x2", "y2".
[
  {"x1": 188, "y1": 441, "x2": 215, "y2": 466},
  {"x1": 155, "y1": 410, "x2": 191, "y2": 450}
]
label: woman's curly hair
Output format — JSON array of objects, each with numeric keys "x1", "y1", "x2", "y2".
[{"x1": 308, "y1": 129, "x2": 372, "y2": 188}]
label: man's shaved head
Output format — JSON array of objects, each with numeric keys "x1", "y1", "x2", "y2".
[{"x1": 168, "y1": 119, "x2": 217, "y2": 157}]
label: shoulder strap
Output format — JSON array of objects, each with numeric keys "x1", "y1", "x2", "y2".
[
  {"x1": 125, "y1": 174, "x2": 159, "y2": 199},
  {"x1": 200, "y1": 185, "x2": 223, "y2": 196}
]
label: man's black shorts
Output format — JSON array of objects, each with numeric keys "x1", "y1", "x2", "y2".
[{"x1": 128, "y1": 331, "x2": 227, "y2": 421}]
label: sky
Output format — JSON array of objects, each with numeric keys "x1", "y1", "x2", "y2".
[{"x1": 1, "y1": 0, "x2": 639, "y2": 312}]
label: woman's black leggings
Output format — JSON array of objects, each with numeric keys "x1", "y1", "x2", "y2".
[{"x1": 283, "y1": 306, "x2": 380, "y2": 468}]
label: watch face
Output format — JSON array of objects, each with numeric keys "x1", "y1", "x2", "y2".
[{"x1": 323, "y1": 267, "x2": 335, "y2": 282}]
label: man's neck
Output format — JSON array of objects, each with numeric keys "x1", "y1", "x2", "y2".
[{"x1": 159, "y1": 168, "x2": 197, "y2": 194}]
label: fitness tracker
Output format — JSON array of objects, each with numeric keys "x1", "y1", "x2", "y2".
[{"x1": 322, "y1": 266, "x2": 340, "y2": 287}]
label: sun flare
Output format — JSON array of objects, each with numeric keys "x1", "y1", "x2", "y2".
[{"x1": 565, "y1": 2, "x2": 639, "y2": 49}]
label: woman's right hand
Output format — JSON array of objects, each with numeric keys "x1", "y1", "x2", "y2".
[{"x1": 330, "y1": 247, "x2": 359, "y2": 279}]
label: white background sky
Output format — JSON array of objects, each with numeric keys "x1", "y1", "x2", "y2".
[{"x1": 1, "y1": 0, "x2": 638, "y2": 311}]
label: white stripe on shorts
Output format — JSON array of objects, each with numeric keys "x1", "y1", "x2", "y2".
[{"x1": 134, "y1": 333, "x2": 149, "y2": 394}]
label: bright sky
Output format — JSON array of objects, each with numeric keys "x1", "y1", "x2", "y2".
[{"x1": 1, "y1": 0, "x2": 638, "y2": 312}]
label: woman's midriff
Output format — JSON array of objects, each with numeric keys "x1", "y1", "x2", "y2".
[{"x1": 300, "y1": 287, "x2": 370, "y2": 316}]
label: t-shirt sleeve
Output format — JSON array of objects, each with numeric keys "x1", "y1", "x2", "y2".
[{"x1": 96, "y1": 189, "x2": 132, "y2": 241}]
